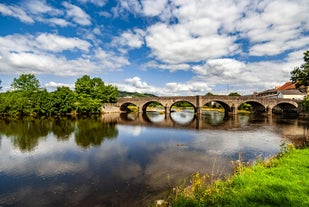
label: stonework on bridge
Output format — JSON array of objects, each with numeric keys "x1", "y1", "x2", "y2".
[{"x1": 103, "y1": 95, "x2": 299, "y2": 115}]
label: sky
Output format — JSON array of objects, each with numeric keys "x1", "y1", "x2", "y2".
[{"x1": 0, "y1": 0, "x2": 308, "y2": 96}]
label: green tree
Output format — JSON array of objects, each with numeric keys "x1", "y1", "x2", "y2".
[
  {"x1": 11, "y1": 74, "x2": 40, "y2": 91},
  {"x1": 49, "y1": 86, "x2": 76, "y2": 114},
  {"x1": 74, "y1": 75, "x2": 119, "y2": 113},
  {"x1": 205, "y1": 92, "x2": 215, "y2": 96},
  {"x1": 7, "y1": 74, "x2": 48, "y2": 116},
  {"x1": 228, "y1": 92, "x2": 241, "y2": 96},
  {"x1": 290, "y1": 50, "x2": 309, "y2": 94}
]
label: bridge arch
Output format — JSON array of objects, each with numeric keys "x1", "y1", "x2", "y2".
[
  {"x1": 201, "y1": 100, "x2": 232, "y2": 115},
  {"x1": 119, "y1": 102, "x2": 139, "y2": 112},
  {"x1": 170, "y1": 100, "x2": 196, "y2": 113},
  {"x1": 237, "y1": 100, "x2": 266, "y2": 114},
  {"x1": 141, "y1": 101, "x2": 165, "y2": 112},
  {"x1": 272, "y1": 101, "x2": 299, "y2": 114}
]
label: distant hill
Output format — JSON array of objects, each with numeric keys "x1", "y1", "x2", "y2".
[{"x1": 118, "y1": 91, "x2": 157, "y2": 98}]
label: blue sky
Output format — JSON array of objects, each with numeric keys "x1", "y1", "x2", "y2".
[{"x1": 0, "y1": 0, "x2": 308, "y2": 96}]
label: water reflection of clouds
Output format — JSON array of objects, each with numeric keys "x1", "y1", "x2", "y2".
[
  {"x1": 170, "y1": 111, "x2": 195, "y2": 125},
  {"x1": 192, "y1": 129, "x2": 282, "y2": 160},
  {"x1": 0, "y1": 134, "x2": 86, "y2": 176},
  {"x1": 117, "y1": 125, "x2": 144, "y2": 137}
]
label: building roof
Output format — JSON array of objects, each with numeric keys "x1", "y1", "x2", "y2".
[{"x1": 275, "y1": 82, "x2": 296, "y2": 91}]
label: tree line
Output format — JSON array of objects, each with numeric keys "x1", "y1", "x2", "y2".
[{"x1": 0, "y1": 74, "x2": 119, "y2": 116}]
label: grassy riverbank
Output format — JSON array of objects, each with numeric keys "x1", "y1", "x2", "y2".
[{"x1": 167, "y1": 144, "x2": 309, "y2": 207}]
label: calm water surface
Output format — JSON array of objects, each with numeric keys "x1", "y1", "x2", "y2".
[{"x1": 0, "y1": 112, "x2": 308, "y2": 206}]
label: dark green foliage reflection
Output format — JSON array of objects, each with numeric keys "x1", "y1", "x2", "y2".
[
  {"x1": 0, "y1": 117, "x2": 118, "y2": 152},
  {"x1": 0, "y1": 118, "x2": 50, "y2": 152},
  {"x1": 75, "y1": 118, "x2": 118, "y2": 148},
  {"x1": 51, "y1": 117, "x2": 75, "y2": 141}
]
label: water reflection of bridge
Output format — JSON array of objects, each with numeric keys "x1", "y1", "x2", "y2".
[
  {"x1": 102, "y1": 112, "x2": 309, "y2": 147},
  {"x1": 101, "y1": 112, "x2": 273, "y2": 130}
]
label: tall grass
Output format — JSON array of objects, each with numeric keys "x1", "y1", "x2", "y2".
[{"x1": 168, "y1": 144, "x2": 309, "y2": 207}]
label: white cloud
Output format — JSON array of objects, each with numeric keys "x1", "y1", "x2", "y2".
[
  {"x1": 165, "y1": 81, "x2": 212, "y2": 95},
  {"x1": 237, "y1": 0, "x2": 309, "y2": 56},
  {"x1": 99, "y1": 11, "x2": 112, "y2": 18},
  {"x1": 112, "y1": 29, "x2": 145, "y2": 52},
  {"x1": 143, "y1": 61, "x2": 190, "y2": 72},
  {"x1": 0, "y1": 33, "x2": 90, "y2": 53},
  {"x1": 0, "y1": 3, "x2": 34, "y2": 23},
  {"x1": 36, "y1": 33, "x2": 90, "y2": 52},
  {"x1": 146, "y1": 23, "x2": 238, "y2": 64},
  {"x1": 78, "y1": 0, "x2": 107, "y2": 7},
  {"x1": 94, "y1": 48, "x2": 130, "y2": 70},
  {"x1": 125, "y1": 77, "x2": 149, "y2": 88},
  {"x1": 193, "y1": 58, "x2": 246, "y2": 77},
  {"x1": 141, "y1": 0, "x2": 168, "y2": 16},
  {"x1": 0, "y1": 34, "x2": 129, "y2": 76},
  {"x1": 45, "y1": 18, "x2": 71, "y2": 27},
  {"x1": 191, "y1": 54, "x2": 304, "y2": 95},
  {"x1": 45, "y1": 81, "x2": 74, "y2": 89},
  {"x1": 63, "y1": 2, "x2": 91, "y2": 26},
  {"x1": 115, "y1": 76, "x2": 212, "y2": 96},
  {"x1": 25, "y1": 0, "x2": 62, "y2": 15}
]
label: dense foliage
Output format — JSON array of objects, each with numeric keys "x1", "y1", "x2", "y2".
[
  {"x1": 290, "y1": 50, "x2": 309, "y2": 90},
  {"x1": 290, "y1": 50, "x2": 309, "y2": 112},
  {"x1": 0, "y1": 74, "x2": 119, "y2": 116}
]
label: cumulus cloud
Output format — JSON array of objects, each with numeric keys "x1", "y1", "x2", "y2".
[
  {"x1": 0, "y1": 33, "x2": 90, "y2": 53},
  {"x1": 45, "y1": 81, "x2": 74, "y2": 90},
  {"x1": 141, "y1": 0, "x2": 168, "y2": 16},
  {"x1": 125, "y1": 77, "x2": 149, "y2": 88},
  {"x1": 45, "y1": 17, "x2": 71, "y2": 27},
  {"x1": 36, "y1": 33, "x2": 90, "y2": 52},
  {"x1": 143, "y1": 61, "x2": 190, "y2": 72},
  {"x1": 146, "y1": 23, "x2": 238, "y2": 64},
  {"x1": 115, "y1": 76, "x2": 212, "y2": 96},
  {"x1": 25, "y1": 0, "x2": 62, "y2": 15},
  {"x1": 191, "y1": 54, "x2": 304, "y2": 94},
  {"x1": 111, "y1": 29, "x2": 145, "y2": 52},
  {"x1": 0, "y1": 34, "x2": 129, "y2": 76},
  {"x1": 237, "y1": 0, "x2": 309, "y2": 56},
  {"x1": 193, "y1": 58, "x2": 246, "y2": 77},
  {"x1": 94, "y1": 48, "x2": 130, "y2": 70},
  {"x1": 78, "y1": 0, "x2": 107, "y2": 7},
  {"x1": 63, "y1": 2, "x2": 91, "y2": 26},
  {"x1": 0, "y1": 3, "x2": 34, "y2": 23}
]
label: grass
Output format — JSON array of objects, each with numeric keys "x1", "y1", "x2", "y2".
[{"x1": 167, "y1": 144, "x2": 309, "y2": 207}]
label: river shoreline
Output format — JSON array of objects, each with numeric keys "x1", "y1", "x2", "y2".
[{"x1": 165, "y1": 144, "x2": 309, "y2": 207}]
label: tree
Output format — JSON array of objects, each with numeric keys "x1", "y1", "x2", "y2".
[
  {"x1": 74, "y1": 75, "x2": 119, "y2": 113},
  {"x1": 205, "y1": 92, "x2": 215, "y2": 96},
  {"x1": 0, "y1": 80, "x2": 2, "y2": 90},
  {"x1": 75, "y1": 75, "x2": 93, "y2": 96},
  {"x1": 49, "y1": 86, "x2": 76, "y2": 114},
  {"x1": 290, "y1": 50, "x2": 309, "y2": 94},
  {"x1": 11, "y1": 74, "x2": 40, "y2": 91},
  {"x1": 228, "y1": 92, "x2": 241, "y2": 96}
]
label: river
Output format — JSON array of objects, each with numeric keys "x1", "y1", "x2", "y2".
[{"x1": 0, "y1": 111, "x2": 308, "y2": 206}]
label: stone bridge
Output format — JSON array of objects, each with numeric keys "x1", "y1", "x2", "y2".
[{"x1": 103, "y1": 95, "x2": 299, "y2": 115}]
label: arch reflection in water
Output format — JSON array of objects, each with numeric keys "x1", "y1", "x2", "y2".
[
  {"x1": 202, "y1": 110, "x2": 225, "y2": 126},
  {"x1": 170, "y1": 110, "x2": 195, "y2": 125},
  {"x1": 145, "y1": 111, "x2": 165, "y2": 123}
]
